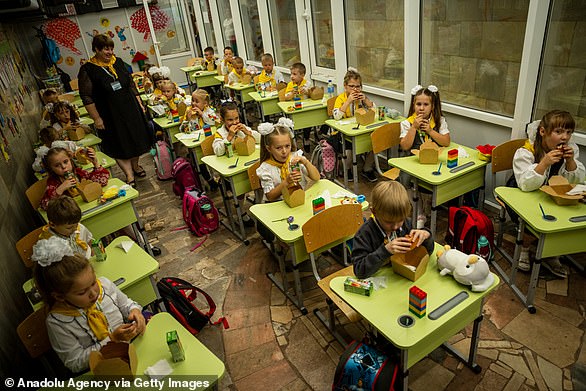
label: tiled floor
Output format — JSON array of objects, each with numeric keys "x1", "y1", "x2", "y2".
[{"x1": 127, "y1": 151, "x2": 585, "y2": 391}]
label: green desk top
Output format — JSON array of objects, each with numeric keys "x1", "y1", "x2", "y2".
[
  {"x1": 326, "y1": 116, "x2": 404, "y2": 137},
  {"x1": 173, "y1": 128, "x2": 217, "y2": 148},
  {"x1": 78, "y1": 106, "x2": 88, "y2": 117},
  {"x1": 330, "y1": 242, "x2": 499, "y2": 349},
  {"x1": 188, "y1": 70, "x2": 219, "y2": 78},
  {"x1": 77, "y1": 132, "x2": 101, "y2": 148},
  {"x1": 39, "y1": 178, "x2": 139, "y2": 223},
  {"x1": 225, "y1": 82, "x2": 255, "y2": 92},
  {"x1": 495, "y1": 187, "x2": 586, "y2": 234},
  {"x1": 79, "y1": 116, "x2": 94, "y2": 126},
  {"x1": 388, "y1": 143, "x2": 488, "y2": 185},
  {"x1": 277, "y1": 98, "x2": 327, "y2": 114},
  {"x1": 180, "y1": 65, "x2": 206, "y2": 72},
  {"x1": 201, "y1": 146, "x2": 260, "y2": 177},
  {"x1": 133, "y1": 312, "x2": 225, "y2": 381},
  {"x1": 35, "y1": 151, "x2": 114, "y2": 180},
  {"x1": 213, "y1": 75, "x2": 225, "y2": 83},
  {"x1": 249, "y1": 91, "x2": 279, "y2": 102},
  {"x1": 248, "y1": 179, "x2": 368, "y2": 244},
  {"x1": 153, "y1": 116, "x2": 181, "y2": 129}
]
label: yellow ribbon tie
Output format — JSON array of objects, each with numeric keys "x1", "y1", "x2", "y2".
[
  {"x1": 407, "y1": 113, "x2": 436, "y2": 133},
  {"x1": 89, "y1": 55, "x2": 118, "y2": 79},
  {"x1": 265, "y1": 155, "x2": 292, "y2": 182},
  {"x1": 522, "y1": 139, "x2": 535, "y2": 154}
]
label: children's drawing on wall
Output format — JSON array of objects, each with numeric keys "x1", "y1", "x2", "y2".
[
  {"x1": 115, "y1": 26, "x2": 131, "y2": 50},
  {"x1": 42, "y1": 18, "x2": 82, "y2": 55},
  {"x1": 130, "y1": 5, "x2": 170, "y2": 41}
]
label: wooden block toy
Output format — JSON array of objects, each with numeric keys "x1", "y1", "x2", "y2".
[
  {"x1": 312, "y1": 197, "x2": 325, "y2": 215},
  {"x1": 294, "y1": 97, "x2": 302, "y2": 110},
  {"x1": 282, "y1": 184, "x2": 305, "y2": 208},
  {"x1": 234, "y1": 135, "x2": 256, "y2": 156},
  {"x1": 409, "y1": 285, "x2": 427, "y2": 318},
  {"x1": 447, "y1": 148, "x2": 458, "y2": 168},
  {"x1": 355, "y1": 107, "x2": 376, "y2": 126}
]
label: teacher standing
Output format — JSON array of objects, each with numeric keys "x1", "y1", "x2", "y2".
[{"x1": 78, "y1": 34, "x2": 151, "y2": 186}]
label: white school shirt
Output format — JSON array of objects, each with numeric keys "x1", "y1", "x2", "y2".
[
  {"x1": 256, "y1": 159, "x2": 313, "y2": 201},
  {"x1": 212, "y1": 124, "x2": 261, "y2": 156},
  {"x1": 399, "y1": 116, "x2": 450, "y2": 140}
]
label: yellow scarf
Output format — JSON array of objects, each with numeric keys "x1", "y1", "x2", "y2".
[
  {"x1": 265, "y1": 155, "x2": 292, "y2": 181},
  {"x1": 407, "y1": 113, "x2": 436, "y2": 142},
  {"x1": 258, "y1": 70, "x2": 276, "y2": 86},
  {"x1": 39, "y1": 224, "x2": 89, "y2": 253},
  {"x1": 522, "y1": 139, "x2": 534, "y2": 154},
  {"x1": 89, "y1": 54, "x2": 118, "y2": 80},
  {"x1": 231, "y1": 68, "x2": 245, "y2": 83},
  {"x1": 286, "y1": 79, "x2": 307, "y2": 94},
  {"x1": 51, "y1": 279, "x2": 110, "y2": 341}
]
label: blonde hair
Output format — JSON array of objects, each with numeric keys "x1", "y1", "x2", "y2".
[
  {"x1": 159, "y1": 79, "x2": 176, "y2": 92},
  {"x1": 191, "y1": 89, "x2": 210, "y2": 105},
  {"x1": 371, "y1": 181, "x2": 412, "y2": 221},
  {"x1": 259, "y1": 125, "x2": 294, "y2": 163}
]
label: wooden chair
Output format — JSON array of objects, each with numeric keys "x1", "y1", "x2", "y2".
[
  {"x1": 69, "y1": 78, "x2": 79, "y2": 91},
  {"x1": 370, "y1": 123, "x2": 401, "y2": 180},
  {"x1": 246, "y1": 160, "x2": 263, "y2": 204},
  {"x1": 25, "y1": 177, "x2": 48, "y2": 211},
  {"x1": 200, "y1": 135, "x2": 216, "y2": 157},
  {"x1": 186, "y1": 57, "x2": 198, "y2": 67},
  {"x1": 253, "y1": 75, "x2": 259, "y2": 86},
  {"x1": 278, "y1": 88, "x2": 290, "y2": 102},
  {"x1": 18, "y1": 307, "x2": 51, "y2": 358},
  {"x1": 326, "y1": 96, "x2": 336, "y2": 117},
  {"x1": 302, "y1": 203, "x2": 363, "y2": 281},
  {"x1": 16, "y1": 227, "x2": 44, "y2": 268},
  {"x1": 177, "y1": 101, "x2": 187, "y2": 119}
]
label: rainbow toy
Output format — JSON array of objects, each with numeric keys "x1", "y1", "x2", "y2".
[
  {"x1": 409, "y1": 285, "x2": 427, "y2": 318},
  {"x1": 312, "y1": 197, "x2": 325, "y2": 215},
  {"x1": 447, "y1": 148, "x2": 458, "y2": 168}
]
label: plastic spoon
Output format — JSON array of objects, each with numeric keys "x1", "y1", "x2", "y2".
[
  {"x1": 228, "y1": 158, "x2": 239, "y2": 169},
  {"x1": 432, "y1": 162, "x2": 442, "y2": 176},
  {"x1": 539, "y1": 203, "x2": 556, "y2": 221}
]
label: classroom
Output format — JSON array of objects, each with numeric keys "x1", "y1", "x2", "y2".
[{"x1": 1, "y1": 1, "x2": 585, "y2": 390}]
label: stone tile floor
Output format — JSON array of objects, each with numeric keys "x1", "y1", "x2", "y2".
[{"x1": 125, "y1": 152, "x2": 585, "y2": 391}]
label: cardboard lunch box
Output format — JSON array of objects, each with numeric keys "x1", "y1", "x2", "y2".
[
  {"x1": 233, "y1": 135, "x2": 255, "y2": 156},
  {"x1": 391, "y1": 246, "x2": 429, "y2": 281},
  {"x1": 411, "y1": 140, "x2": 443, "y2": 164},
  {"x1": 282, "y1": 184, "x2": 305, "y2": 208},
  {"x1": 67, "y1": 127, "x2": 86, "y2": 141},
  {"x1": 89, "y1": 342, "x2": 137, "y2": 377},
  {"x1": 539, "y1": 175, "x2": 584, "y2": 206},
  {"x1": 355, "y1": 107, "x2": 376, "y2": 126}
]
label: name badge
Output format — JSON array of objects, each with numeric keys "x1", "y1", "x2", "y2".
[{"x1": 111, "y1": 81, "x2": 122, "y2": 91}]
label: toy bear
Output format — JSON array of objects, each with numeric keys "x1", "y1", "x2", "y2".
[{"x1": 436, "y1": 245, "x2": 494, "y2": 292}]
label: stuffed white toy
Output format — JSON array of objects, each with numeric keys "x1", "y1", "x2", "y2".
[{"x1": 436, "y1": 245, "x2": 495, "y2": 292}]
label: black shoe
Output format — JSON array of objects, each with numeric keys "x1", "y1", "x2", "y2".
[
  {"x1": 346, "y1": 170, "x2": 354, "y2": 182},
  {"x1": 303, "y1": 141, "x2": 311, "y2": 153},
  {"x1": 362, "y1": 170, "x2": 378, "y2": 183},
  {"x1": 208, "y1": 179, "x2": 219, "y2": 192},
  {"x1": 241, "y1": 214, "x2": 255, "y2": 227},
  {"x1": 151, "y1": 246, "x2": 162, "y2": 256}
]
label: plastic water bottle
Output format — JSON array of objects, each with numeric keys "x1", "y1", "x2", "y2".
[
  {"x1": 476, "y1": 235, "x2": 491, "y2": 261},
  {"x1": 327, "y1": 79, "x2": 334, "y2": 98}
]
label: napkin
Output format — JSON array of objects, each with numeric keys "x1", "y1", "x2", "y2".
[
  {"x1": 144, "y1": 359, "x2": 173, "y2": 380},
  {"x1": 338, "y1": 119, "x2": 356, "y2": 125},
  {"x1": 365, "y1": 276, "x2": 387, "y2": 290},
  {"x1": 331, "y1": 190, "x2": 357, "y2": 199},
  {"x1": 457, "y1": 147, "x2": 470, "y2": 158},
  {"x1": 566, "y1": 184, "x2": 586, "y2": 195},
  {"x1": 117, "y1": 241, "x2": 134, "y2": 253}
]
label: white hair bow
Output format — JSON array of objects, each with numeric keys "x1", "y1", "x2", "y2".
[
  {"x1": 347, "y1": 66, "x2": 359, "y2": 73},
  {"x1": 32, "y1": 236, "x2": 74, "y2": 267},
  {"x1": 411, "y1": 84, "x2": 439, "y2": 95},
  {"x1": 257, "y1": 117, "x2": 295, "y2": 137}
]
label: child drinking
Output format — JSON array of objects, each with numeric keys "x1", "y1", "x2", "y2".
[
  {"x1": 182, "y1": 89, "x2": 218, "y2": 131},
  {"x1": 256, "y1": 117, "x2": 320, "y2": 202},
  {"x1": 32, "y1": 236, "x2": 145, "y2": 373},
  {"x1": 212, "y1": 101, "x2": 260, "y2": 156},
  {"x1": 40, "y1": 146, "x2": 109, "y2": 210},
  {"x1": 39, "y1": 196, "x2": 93, "y2": 259},
  {"x1": 49, "y1": 101, "x2": 90, "y2": 141},
  {"x1": 284, "y1": 62, "x2": 313, "y2": 152},
  {"x1": 40, "y1": 89, "x2": 59, "y2": 128},
  {"x1": 512, "y1": 110, "x2": 585, "y2": 277},
  {"x1": 257, "y1": 53, "x2": 285, "y2": 91},
  {"x1": 333, "y1": 67, "x2": 377, "y2": 182},
  {"x1": 227, "y1": 57, "x2": 249, "y2": 85},
  {"x1": 352, "y1": 181, "x2": 434, "y2": 279},
  {"x1": 32, "y1": 127, "x2": 85, "y2": 175},
  {"x1": 400, "y1": 85, "x2": 451, "y2": 228}
]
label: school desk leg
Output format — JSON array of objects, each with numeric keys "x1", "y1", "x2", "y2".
[
  {"x1": 228, "y1": 177, "x2": 249, "y2": 245},
  {"x1": 430, "y1": 189, "x2": 438, "y2": 237},
  {"x1": 352, "y1": 136, "x2": 359, "y2": 194},
  {"x1": 399, "y1": 348, "x2": 409, "y2": 391},
  {"x1": 218, "y1": 179, "x2": 237, "y2": 235}
]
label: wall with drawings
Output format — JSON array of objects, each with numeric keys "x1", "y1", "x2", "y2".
[{"x1": 0, "y1": 23, "x2": 51, "y2": 376}]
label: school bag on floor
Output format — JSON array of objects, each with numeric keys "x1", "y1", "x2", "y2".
[
  {"x1": 332, "y1": 341, "x2": 399, "y2": 391},
  {"x1": 151, "y1": 140, "x2": 173, "y2": 180},
  {"x1": 445, "y1": 206, "x2": 495, "y2": 258},
  {"x1": 156, "y1": 277, "x2": 228, "y2": 335},
  {"x1": 310, "y1": 139, "x2": 336, "y2": 178},
  {"x1": 172, "y1": 157, "x2": 201, "y2": 197},
  {"x1": 182, "y1": 186, "x2": 219, "y2": 237}
]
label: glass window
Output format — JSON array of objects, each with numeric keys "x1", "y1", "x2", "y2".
[
  {"x1": 534, "y1": 1, "x2": 586, "y2": 133},
  {"x1": 217, "y1": 0, "x2": 237, "y2": 54},
  {"x1": 421, "y1": 0, "x2": 529, "y2": 116},
  {"x1": 268, "y1": 0, "x2": 300, "y2": 67},
  {"x1": 199, "y1": 0, "x2": 217, "y2": 50},
  {"x1": 239, "y1": 0, "x2": 264, "y2": 61},
  {"x1": 149, "y1": 0, "x2": 190, "y2": 56},
  {"x1": 311, "y1": 0, "x2": 334, "y2": 69},
  {"x1": 344, "y1": 0, "x2": 404, "y2": 91}
]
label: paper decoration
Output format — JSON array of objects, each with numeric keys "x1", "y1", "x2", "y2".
[
  {"x1": 130, "y1": 6, "x2": 170, "y2": 41},
  {"x1": 43, "y1": 18, "x2": 82, "y2": 55}
]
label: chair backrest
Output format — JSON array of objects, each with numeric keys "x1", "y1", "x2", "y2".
[
  {"x1": 491, "y1": 139, "x2": 527, "y2": 175},
  {"x1": 69, "y1": 79, "x2": 79, "y2": 91},
  {"x1": 26, "y1": 177, "x2": 48, "y2": 211},
  {"x1": 370, "y1": 122, "x2": 401, "y2": 154},
  {"x1": 326, "y1": 96, "x2": 336, "y2": 117},
  {"x1": 186, "y1": 57, "x2": 197, "y2": 67},
  {"x1": 247, "y1": 160, "x2": 261, "y2": 191},
  {"x1": 17, "y1": 306, "x2": 51, "y2": 358},
  {"x1": 177, "y1": 101, "x2": 187, "y2": 118},
  {"x1": 16, "y1": 227, "x2": 44, "y2": 268},
  {"x1": 200, "y1": 135, "x2": 216, "y2": 157},
  {"x1": 303, "y1": 204, "x2": 363, "y2": 254},
  {"x1": 278, "y1": 88, "x2": 289, "y2": 102},
  {"x1": 253, "y1": 75, "x2": 259, "y2": 86}
]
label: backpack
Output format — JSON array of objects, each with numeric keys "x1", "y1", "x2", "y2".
[
  {"x1": 172, "y1": 157, "x2": 201, "y2": 197},
  {"x1": 311, "y1": 139, "x2": 336, "y2": 178},
  {"x1": 151, "y1": 140, "x2": 173, "y2": 180},
  {"x1": 156, "y1": 277, "x2": 228, "y2": 335},
  {"x1": 445, "y1": 206, "x2": 495, "y2": 259},
  {"x1": 332, "y1": 341, "x2": 399, "y2": 391},
  {"x1": 182, "y1": 187, "x2": 219, "y2": 237}
]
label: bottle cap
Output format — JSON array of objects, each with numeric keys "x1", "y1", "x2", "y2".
[
  {"x1": 477, "y1": 235, "x2": 488, "y2": 246},
  {"x1": 201, "y1": 204, "x2": 211, "y2": 211}
]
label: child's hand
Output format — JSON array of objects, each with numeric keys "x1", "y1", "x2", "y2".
[
  {"x1": 57, "y1": 175, "x2": 77, "y2": 194},
  {"x1": 412, "y1": 114, "x2": 425, "y2": 130},
  {"x1": 420, "y1": 118, "x2": 431, "y2": 134},
  {"x1": 127, "y1": 308, "x2": 146, "y2": 336},
  {"x1": 409, "y1": 229, "x2": 430, "y2": 247},
  {"x1": 543, "y1": 148, "x2": 564, "y2": 167},
  {"x1": 86, "y1": 147, "x2": 99, "y2": 166},
  {"x1": 385, "y1": 237, "x2": 412, "y2": 254},
  {"x1": 560, "y1": 144, "x2": 575, "y2": 161},
  {"x1": 286, "y1": 170, "x2": 302, "y2": 185},
  {"x1": 111, "y1": 322, "x2": 138, "y2": 343}
]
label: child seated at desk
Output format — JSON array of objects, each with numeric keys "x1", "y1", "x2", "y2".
[
  {"x1": 40, "y1": 146, "x2": 109, "y2": 210},
  {"x1": 400, "y1": 85, "x2": 451, "y2": 228},
  {"x1": 203, "y1": 46, "x2": 217, "y2": 71},
  {"x1": 148, "y1": 66, "x2": 185, "y2": 100},
  {"x1": 511, "y1": 110, "x2": 585, "y2": 277},
  {"x1": 284, "y1": 62, "x2": 313, "y2": 152},
  {"x1": 257, "y1": 53, "x2": 285, "y2": 91},
  {"x1": 352, "y1": 181, "x2": 434, "y2": 279},
  {"x1": 32, "y1": 236, "x2": 145, "y2": 373},
  {"x1": 220, "y1": 46, "x2": 234, "y2": 76},
  {"x1": 182, "y1": 89, "x2": 218, "y2": 131},
  {"x1": 227, "y1": 57, "x2": 250, "y2": 85},
  {"x1": 39, "y1": 88, "x2": 59, "y2": 128},
  {"x1": 256, "y1": 117, "x2": 320, "y2": 202},
  {"x1": 212, "y1": 101, "x2": 260, "y2": 156},
  {"x1": 333, "y1": 67, "x2": 377, "y2": 183},
  {"x1": 39, "y1": 196, "x2": 93, "y2": 259},
  {"x1": 49, "y1": 101, "x2": 91, "y2": 141},
  {"x1": 32, "y1": 127, "x2": 86, "y2": 174}
]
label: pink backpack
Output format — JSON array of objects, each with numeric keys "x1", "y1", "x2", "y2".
[
  {"x1": 151, "y1": 140, "x2": 173, "y2": 180},
  {"x1": 182, "y1": 187, "x2": 219, "y2": 237},
  {"x1": 172, "y1": 157, "x2": 200, "y2": 197}
]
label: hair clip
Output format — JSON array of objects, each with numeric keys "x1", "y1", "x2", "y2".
[
  {"x1": 147, "y1": 66, "x2": 160, "y2": 76},
  {"x1": 410, "y1": 85, "x2": 423, "y2": 95},
  {"x1": 159, "y1": 66, "x2": 171, "y2": 78},
  {"x1": 276, "y1": 117, "x2": 294, "y2": 130},
  {"x1": 427, "y1": 85, "x2": 438, "y2": 93},
  {"x1": 32, "y1": 236, "x2": 74, "y2": 267},
  {"x1": 45, "y1": 102, "x2": 54, "y2": 113},
  {"x1": 347, "y1": 66, "x2": 359, "y2": 73},
  {"x1": 258, "y1": 122, "x2": 274, "y2": 136}
]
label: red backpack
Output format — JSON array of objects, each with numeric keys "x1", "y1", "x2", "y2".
[
  {"x1": 445, "y1": 206, "x2": 495, "y2": 258},
  {"x1": 172, "y1": 157, "x2": 200, "y2": 197},
  {"x1": 182, "y1": 187, "x2": 219, "y2": 237},
  {"x1": 151, "y1": 140, "x2": 173, "y2": 180}
]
